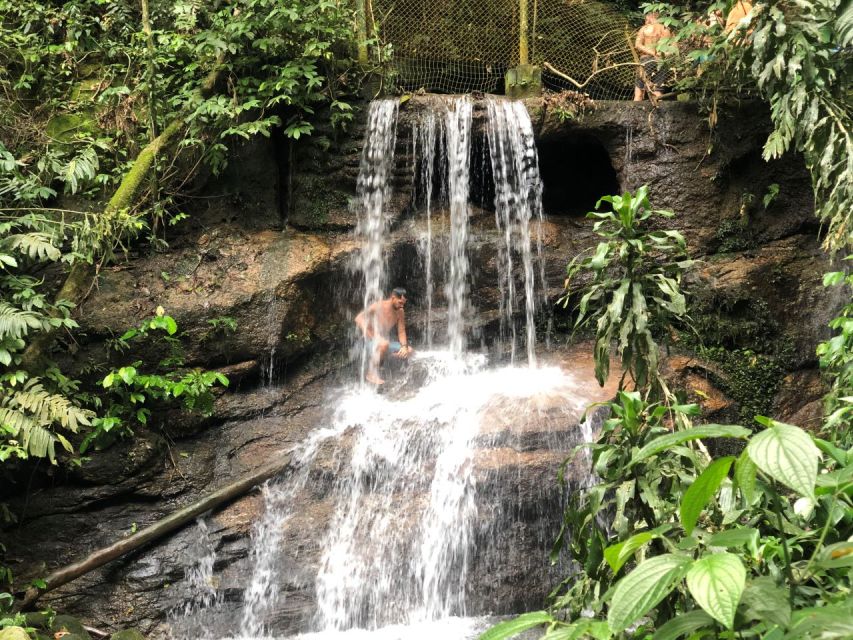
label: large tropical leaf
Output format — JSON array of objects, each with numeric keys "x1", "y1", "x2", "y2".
[
  {"x1": 608, "y1": 554, "x2": 691, "y2": 632},
  {"x1": 686, "y1": 553, "x2": 746, "y2": 629},
  {"x1": 747, "y1": 419, "x2": 820, "y2": 498}
]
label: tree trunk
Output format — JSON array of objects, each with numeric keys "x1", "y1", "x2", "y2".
[
  {"x1": 20, "y1": 59, "x2": 223, "y2": 371},
  {"x1": 16, "y1": 454, "x2": 291, "y2": 611},
  {"x1": 19, "y1": 119, "x2": 185, "y2": 371}
]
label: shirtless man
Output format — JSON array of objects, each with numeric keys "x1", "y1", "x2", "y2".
[
  {"x1": 634, "y1": 12, "x2": 672, "y2": 102},
  {"x1": 355, "y1": 288, "x2": 413, "y2": 385}
]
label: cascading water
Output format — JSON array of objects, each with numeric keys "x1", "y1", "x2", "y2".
[
  {"x1": 444, "y1": 97, "x2": 473, "y2": 357},
  {"x1": 485, "y1": 99, "x2": 546, "y2": 366},
  {"x1": 170, "y1": 96, "x2": 600, "y2": 640},
  {"x1": 412, "y1": 110, "x2": 440, "y2": 348},
  {"x1": 167, "y1": 520, "x2": 223, "y2": 639},
  {"x1": 354, "y1": 99, "x2": 400, "y2": 382}
]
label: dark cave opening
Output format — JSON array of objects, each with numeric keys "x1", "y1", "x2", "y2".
[{"x1": 537, "y1": 132, "x2": 619, "y2": 216}]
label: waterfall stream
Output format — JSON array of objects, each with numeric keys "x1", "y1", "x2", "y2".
[
  {"x1": 169, "y1": 96, "x2": 595, "y2": 640},
  {"x1": 354, "y1": 100, "x2": 400, "y2": 383}
]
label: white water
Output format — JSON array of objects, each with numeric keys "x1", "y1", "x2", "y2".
[
  {"x1": 170, "y1": 96, "x2": 595, "y2": 639},
  {"x1": 354, "y1": 99, "x2": 400, "y2": 382},
  {"x1": 168, "y1": 520, "x2": 222, "y2": 639},
  {"x1": 412, "y1": 110, "x2": 439, "y2": 348},
  {"x1": 444, "y1": 97, "x2": 474, "y2": 357},
  {"x1": 485, "y1": 99, "x2": 546, "y2": 366}
]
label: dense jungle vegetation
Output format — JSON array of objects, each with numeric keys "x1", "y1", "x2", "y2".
[
  {"x1": 0, "y1": 0, "x2": 361, "y2": 620},
  {"x1": 487, "y1": 2, "x2": 853, "y2": 638},
  {"x1": 1, "y1": 0, "x2": 852, "y2": 637}
]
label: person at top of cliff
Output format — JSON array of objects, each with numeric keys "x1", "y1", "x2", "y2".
[
  {"x1": 634, "y1": 11, "x2": 673, "y2": 102},
  {"x1": 355, "y1": 287, "x2": 413, "y2": 385}
]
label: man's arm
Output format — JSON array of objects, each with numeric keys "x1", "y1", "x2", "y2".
[{"x1": 396, "y1": 308, "x2": 411, "y2": 356}]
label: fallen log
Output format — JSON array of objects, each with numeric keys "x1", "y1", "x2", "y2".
[{"x1": 16, "y1": 454, "x2": 291, "y2": 611}]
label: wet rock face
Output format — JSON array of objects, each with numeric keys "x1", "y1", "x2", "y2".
[
  {"x1": 59, "y1": 98, "x2": 829, "y2": 384},
  {"x1": 1, "y1": 98, "x2": 835, "y2": 635}
]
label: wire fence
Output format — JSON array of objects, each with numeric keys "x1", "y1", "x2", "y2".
[{"x1": 369, "y1": 0, "x2": 638, "y2": 99}]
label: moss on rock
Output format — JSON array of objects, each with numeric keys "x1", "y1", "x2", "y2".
[
  {"x1": 290, "y1": 173, "x2": 352, "y2": 229},
  {"x1": 110, "y1": 630, "x2": 146, "y2": 640},
  {"x1": 700, "y1": 346, "x2": 785, "y2": 425},
  {"x1": 45, "y1": 113, "x2": 95, "y2": 142},
  {"x1": 0, "y1": 627, "x2": 30, "y2": 640},
  {"x1": 50, "y1": 615, "x2": 91, "y2": 640}
]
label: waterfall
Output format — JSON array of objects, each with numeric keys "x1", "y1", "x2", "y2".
[
  {"x1": 239, "y1": 482, "x2": 291, "y2": 636},
  {"x1": 485, "y1": 98, "x2": 545, "y2": 367},
  {"x1": 444, "y1": 97, "x2": 473, "y2": 357},
  {"x1": 354, "y1": 99, "x2": 400, "y2": 383},
  {"x1": 168, "y1": 96, "x2": 598, "y2": 640},
  {"x1": 167, "y1": 520, "x2": 222, "y2": 639},
  {"x1": 412, "y1": 110, "x2": 440, "y2": 348}
]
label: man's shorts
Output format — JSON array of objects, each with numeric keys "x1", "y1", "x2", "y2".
[
  {"x1": 367, "y1": 338, "x2": 402, "y2": 354},
  {"x1": 636, "y1": 55, "x2": 671, "y2": 90}
]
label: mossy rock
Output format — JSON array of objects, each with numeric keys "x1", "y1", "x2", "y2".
[
  {"x1": 50, "y1": 615, "x2": 91, "y2": 640},
  {"x1": 70, "y1": 77, "x2": 104, "y2": 102},
  {"x1": 290, "y1": 174, "x2": 352, "y2": 229},
  {"x1": 45, "y1": 113, "x2": 95, "y2": 142},
  {"x1": 110, "y1": 630, "x2": 146, "y2": 640},
  {"x1": 23, "y1": 611, "x2": 51, "y2": 629},
  {"x1": 0, "y1": 627, "x2": 30, "y2": 640}
]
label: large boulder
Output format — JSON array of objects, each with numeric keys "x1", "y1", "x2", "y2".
[{"x1": 0, "y1": 627, "x2": 30, "y2": 640}]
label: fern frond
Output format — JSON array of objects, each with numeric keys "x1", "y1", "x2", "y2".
[
  {"x1": 0, "y1": 405, "x2": 39, "y2": 436},
  {"x1": 0, "y1": 301, "x2": 49, "y2": 340},
  {"x1": 1, "y1": 232, "x2": 61, "y2": 262},
  {"x1": 6, "y1": 380, "x2": 92, "y2": 432},
  {"x1": 23, "y1": 424, "x2": 57, "y2": 462}
]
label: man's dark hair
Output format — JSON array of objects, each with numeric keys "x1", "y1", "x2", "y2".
[{"x1": 391, "y1": 287, "x2": 407, "y2": 298}]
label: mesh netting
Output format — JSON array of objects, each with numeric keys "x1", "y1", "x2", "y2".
[{"x1": 371, "y1": 0, "x2": 637, "y2": 99}]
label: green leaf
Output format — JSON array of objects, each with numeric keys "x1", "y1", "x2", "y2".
[
  {"x1": 164, "y1": 315, "x2": 178, "y2": 335},
  {"x1": 542, "y1": 620, "x2": 611, "y2": 640},
  {"x1": 734, "y1": 449, "x2": 759, "y2": 505},
  {"x1": 822, "y1": 271, "x2": 845, "y2": 286},
  {"x1": 590, "y1": 242, "x2": 611, "y2": 271},
  {"x1": 632, "y1": 425, "x2": 750, "y2": 464},
  {"x1": 747, "y1": 420, "x2": 820, "y2": 498},
  {"x1": 707, "y1": 527, "x2": 759, "y2": 551},
  {"x1": 479, "y1": 611, "x2": 553, "y2": 640},
  {"x1": 786, "y1": 601, "x2": 853, "y2": 639},
  {"x1": 652, "y1": 609, "x2": 714, "y2": 640},
  {"x1": 686, "y1": 553, "x2": 746, "y2": 629},
  {"x1": 608, "y1": 554, "x2": 691, "y2": 632},
  {"x1": 813, "y1": 438, "x2": 848, "y2": 466},
  {"x1": 739, "y1": 576, "x2": 791, "y2": 628},
  {"x1": 680, "y1": 457, "x2": 734, "y2": 535},
  {"x1": 604, "y1": 525, "x2": 671, "y2": 574}
]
